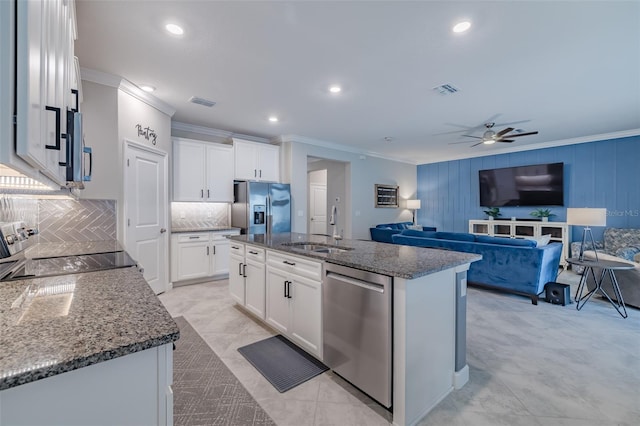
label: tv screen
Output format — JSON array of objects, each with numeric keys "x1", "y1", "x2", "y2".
[{"x1": 479, "y1": 162, "x2": 564, "y2": 207}]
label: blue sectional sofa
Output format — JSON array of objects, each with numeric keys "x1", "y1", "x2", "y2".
[
  {"x1": 370, "y1": 222, "x2": 437, "y2": 243},
  {"x1": 391, "y1": 229, "x2": 563, "y2": 304}
]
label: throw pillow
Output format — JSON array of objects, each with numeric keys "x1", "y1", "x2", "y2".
[
  {"x1": 615, "y1": 246, "x2": 640, "y2": 262},
  {"x1": 523, "y1": 234, "x2": 552, "y2": 247}
]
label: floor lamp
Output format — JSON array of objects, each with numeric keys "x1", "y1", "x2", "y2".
[
  {"x1": 566, "y1": 208, "x2": 607, "y2": 262},
  {"x1": 407, "y1": 199, "x2": 421, "y2": 225}
]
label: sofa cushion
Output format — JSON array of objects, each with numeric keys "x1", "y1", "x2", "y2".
[
  {"x1": 615, "y1": 245, "x2": 640, "y2": 262},
  {"x1": 399, "y1": 229, "x2": 438, "y2": 238},
  {"x1": 523, "y1": 234, "x2": 552, "y2": 247},
  {"x1": 603, "y1": 228, "x2": 640, "y2": 254},
  {"x1": 475, "y1": 235, "x2": 537, "y2": 247},
  {"x1": 435, "y1": 232, "x2": 476, "y2": 242}
]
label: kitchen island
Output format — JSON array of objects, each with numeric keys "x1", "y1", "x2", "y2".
[
  {"x1": 228, "y1": 233, "x2": 481, "y2": 426},
  {"x1": 0, "y1": 264, "x2": 179, "y2": 425}
]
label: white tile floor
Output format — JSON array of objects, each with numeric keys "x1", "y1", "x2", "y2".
[{"x1": 159, "y1": 270, "x2": 640, "y2": 426}]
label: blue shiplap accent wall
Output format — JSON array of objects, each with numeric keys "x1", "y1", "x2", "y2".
[{"x1": 416, "y1": 136, "x2": 640, "y2": 242}]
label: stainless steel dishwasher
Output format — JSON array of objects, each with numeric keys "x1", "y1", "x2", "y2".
[{"x1": 323, "y1": 262, "x2": 393, "y2": 409}]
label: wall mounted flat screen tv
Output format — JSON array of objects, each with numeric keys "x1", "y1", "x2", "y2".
[{"x1": 479, "y1": 162, "x2": 564, "y2": 207}]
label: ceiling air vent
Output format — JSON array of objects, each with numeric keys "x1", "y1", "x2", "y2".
[
  {"x1": 433, "y1": 83, "x2": 459, "y2": 95},
  {"x1": 189, "y1": 96, "x2": 216, "y2": 107}
]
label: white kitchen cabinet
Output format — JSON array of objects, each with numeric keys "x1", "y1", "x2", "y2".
[
  {"x1": 265, "y1": 251, "x2": 323, "y2": 358},
  {"x1": 229, "y1": 244, "x2": 245, "y2": 305},
  {"x1": 173, "y1": 138, "x2": 234, "y2": 202},
  {"x1": 15, "y1": 0, "x2": 77, "y2": 187},
  {"x1": 171, "y1": 230, "x2": 240, "y2": 284},
  {"x1": 229, "y1": 243, "x2": 267, "y2": 319},
  {"x1": 0, "y1": 343, "x2": 173, "y2": 426},
  {"x1": 233, "y1": 138, "x2": 280, "y2": 182}
]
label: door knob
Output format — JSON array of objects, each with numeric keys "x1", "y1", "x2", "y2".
[{"x1": 160, "y1": 228, "x2": 167, "y2": 233}]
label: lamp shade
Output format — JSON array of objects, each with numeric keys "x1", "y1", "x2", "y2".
[
  {"x1": 406, "y1": 199, "x2": 421, "y2": 210},
  {"x1": 566, "y1": 208, "x2": 607, "y2": 226}
]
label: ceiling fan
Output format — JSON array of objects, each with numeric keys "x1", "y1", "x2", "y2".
[{"x1": 449, "y1": 123, "x2": 539, "y2": 147}]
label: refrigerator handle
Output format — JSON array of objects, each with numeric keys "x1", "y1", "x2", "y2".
[{"x1": 266, "y1": 194, "x2": 272, "y2": 234}]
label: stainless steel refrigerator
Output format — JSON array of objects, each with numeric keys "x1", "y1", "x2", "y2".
[{"x1": 231, "y1": 182, "x2": 291, "y2": 235}]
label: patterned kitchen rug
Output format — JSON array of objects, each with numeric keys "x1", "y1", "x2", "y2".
[
  {"x1": 173, "y1": 316, "x2": 275, "y2": 426},
  {"x1": 238, "y1": 335, "x2": 328, "y2": 393}
]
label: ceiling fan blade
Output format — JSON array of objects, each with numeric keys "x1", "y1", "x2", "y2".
[
  {"x1": 496, "y1": 127, "x2": 515, "y2": 137},
  {"x1": 471, "y1": 142, "x2": 484, "y2": 147},
  {"x1": 448, "y1": 140, "x2": 477, "y2": 145},
  {"x1": 508, "y1": 131, "x2": 539, "y2": 138},
  {"x1": 462, "y1": 134, "x2": 483, "y2": 139},
  {"x1": 492, "y1": 119, "x2": 531, "y2": 128},
  {"x1": 497, "y1": 139, "x2": 515, "y2": 143}
]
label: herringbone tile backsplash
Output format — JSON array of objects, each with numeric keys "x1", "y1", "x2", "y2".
[
  {"x1": 37, "y1": 199, "x2": 116, "y2": 242},
  {"x1": 0, "y1": 196, "x2": 116, "y2": 242}
]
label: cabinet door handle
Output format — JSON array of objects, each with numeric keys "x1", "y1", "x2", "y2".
[
  {"x1": 259, "y1": 169, "x2": 262, "y2": 178},
  {"x1": 207, "y1": 246, "x2": 210, "y2": 255},
  {"x1": 45, "y1": 106, "x2": 62, "y2": 150},
  {"x1": 238, "y1": 263, "x2": 243, "y2": 276},
  {"x1": 284, "y1": 280, "x2": 289, "y2": 298},
  {"x1": 189, "y1": 236, "x2": 200, "y2": 239},
  {"x1": 201, "y1": 189, "x2": 204, "y2": 198},
  {"x1": 231, "y1": 245, "x2": 240, "y2": 250},
  {"x1": 283, "y1": 260, "x2": 296, "y2": 266},
  {"x1": 242, "y1": 263, "x2": 247, "y2": 278},
  {"x1": 249, "y1": 250, "x2": 258, "y2": 255},
  {"x1": 254, "y1": 169, "x2": 257, "y2": 177},
  {"x1": 207, "y1": 189, "x2": 210, "y2": 198},
  {"x1": 213, "y1": 246, "x2": 216, "y2": 255},
  {"x1": 287, "y1": 281, "x2": 292, "y2": 299}
]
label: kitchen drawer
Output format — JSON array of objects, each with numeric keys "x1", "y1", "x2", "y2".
[
  {"x1": 229, "y1": 242, "x2": 245, "y2": 257},
  {"x1": 267, "y1": 251, "x2": 322, "y2": 281},
  {"x1": 245, "y1": 245, "x2": 265, "y2": 262},
  {"x1": 177, "y1": 233, "x2": 209, "y2": 243}
]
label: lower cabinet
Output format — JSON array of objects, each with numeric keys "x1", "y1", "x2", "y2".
[
  {"x1": 0, "y1": 344, "x2": 174, "y2": 426},
  {"x1": 265, "y1": 251, "x2": 323, "y2": 359},
  {"x1": 229, "y1": 243, "x2": 266, "y2": 319},
  {"x1": 171, "y1": 230, "x2": 239, "y2": 284}
]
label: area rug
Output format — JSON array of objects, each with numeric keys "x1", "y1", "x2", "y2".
[
  {"x1": 238, "y1": 335, "x2": 328, "y2": 393},
  {"x1": 172, "y1": 316, "x2": 276, "y2": 426}
]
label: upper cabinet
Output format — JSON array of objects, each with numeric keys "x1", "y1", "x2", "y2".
[
  {"x1": 15, "y1": 0, "x2": 78, "y2": 187},
  {"x1": 173, "y1": 138, "x2": 234, "y2": 202},
  {"x1": 233, "y1": 138, "x2": 279, "y2": 182}
]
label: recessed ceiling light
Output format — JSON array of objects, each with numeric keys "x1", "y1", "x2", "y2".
[
  {"x1": 140, "y1": 85, "x2": 156, "y2": 93},
  {"x1": 268, "y1": 116, "x2": 279, "y2": 123},
  {"x1": 329, "y1": 85, "x2": 342, "y2": 94},
  {"x1": 165, "y1": 23, "x2": 184, "y2": 35},
  {"x1": 453, "y1": 21, "x2": 471, "y2": 33}
]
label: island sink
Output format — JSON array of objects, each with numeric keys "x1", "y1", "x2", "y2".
[{"x1": 281, "y1": 242, "x2": 354, "y2": 254}]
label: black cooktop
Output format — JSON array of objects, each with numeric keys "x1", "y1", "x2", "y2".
[{"x1": 0, "y1": 251, "x2": 137, "y2": 282}]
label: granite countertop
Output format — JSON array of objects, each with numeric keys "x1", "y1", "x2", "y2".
[
  {"x1": 229, "y1": 233, "x2": 481, "y2": 279},
  {"x1": 0, "y1": 267, "x2": 179, "y2": 391},
  {"x1": 171, "y1": 222, "x2": 240, "y2": 233}
]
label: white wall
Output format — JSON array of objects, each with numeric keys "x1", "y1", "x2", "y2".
[
  {"x1": 79, "y1": 80, "x2": 172, "y2": 241},
  {"x1": 282, "y1": 140, "x2": 417, "y2": 239},
  {"x1": 79, "y1": 81, "x2": 118, "y2": 200}
]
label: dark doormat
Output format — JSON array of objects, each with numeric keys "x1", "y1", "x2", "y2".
[{"x1": 238, "y1": 335, "x2": 328, "y2": 393}]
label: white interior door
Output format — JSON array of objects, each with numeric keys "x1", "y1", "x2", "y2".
[
  {"x1": 309, "y1": 183, "x2": 327, "y2": 234},
  {"x1": 124, "y1": 141, "x2": 168, "y2": 294}
]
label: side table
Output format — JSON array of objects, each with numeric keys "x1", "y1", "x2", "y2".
[{"x1": 566, "y1": 257, "x2": 634, "y2": 318}]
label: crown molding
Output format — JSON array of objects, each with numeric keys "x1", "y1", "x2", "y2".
[
  {"x1": 423, "y1": 128, "x2": 640, "y2": 164},
  {"x1": 80, "y1": 67, "x2": 176, "y2": 116},
  {"x1": 278, "y1": 134, "x2": 418, "y2": 165},
  {"x1": 171, "y1": 121, "x2": 272, "y2": 144}
]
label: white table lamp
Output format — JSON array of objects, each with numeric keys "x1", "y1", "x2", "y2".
[
  {"x1": 407, "y1": 199, "x2": 421, "y2": 225},
  {"x1": 566, "y1": 208, "x2": 607, "y2": 261}
]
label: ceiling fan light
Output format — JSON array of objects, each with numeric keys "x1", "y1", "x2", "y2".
[{"x1": 483, "y1": 139, "x2": 496, "y2": 145}]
